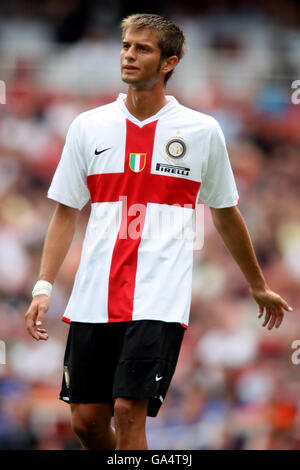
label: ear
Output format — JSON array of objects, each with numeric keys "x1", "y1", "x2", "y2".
[{"x1": 161, "y1": 56, "x2": 178, "y2": 75}]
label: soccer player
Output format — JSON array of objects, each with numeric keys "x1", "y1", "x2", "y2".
[{"x1": 25, "y1": 13, "x2": 293, "y2": 450}]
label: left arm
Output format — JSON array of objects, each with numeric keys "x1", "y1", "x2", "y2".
[{"x1": 210, "y1": 205, "x2": 293, "y2": 330}]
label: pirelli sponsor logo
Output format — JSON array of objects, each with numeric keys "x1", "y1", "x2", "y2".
[{"x1": 156, "y1": 162, "x2": 190, "y2": 176}]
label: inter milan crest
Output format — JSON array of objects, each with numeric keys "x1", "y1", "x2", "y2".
[
  {"x1": 129, "y1": 153, "x2": 147, "y2": 173},
  {"x1": 165, "y1": 138, "x2": 187, "y2": 162}
]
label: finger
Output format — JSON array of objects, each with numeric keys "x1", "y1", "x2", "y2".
[
  {"x1": 274, "y1": 315, "x2": 284, "y2": 329},
  {"x1": 267, "y1": 308, "x2": 277, "y2": 330},
  {"x1": 36, "y1": 304, "x2": 47, "y2": 326},
  {"x1": 280, "y1": 299, "x2": 293, "y2": 312},
  {"x1": 36, "y1": 328, "x2": 47, "y2": 333},
  {"x1": 262, "y1": 307, "x2": 272, "y2": 327},
  {"x1": 27, "y1": 327, "x2": 40, "y2": 341},
  {"x1": 33, "y1": 325, "x2": 48, "y2": 341},
  {"x1": 257, "y1": 304, "x2": 264, "y2": 318},
  {"x1": 274, "y1": 306, "x2": 285, "y2": 329},
  {"x1": 25, "y1": 308, "x2": 40, "y2": 340},
  {"x1": 35, "y1": 330, "x2": 48, "y2": 341}
]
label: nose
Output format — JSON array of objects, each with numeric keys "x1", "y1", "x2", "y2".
[{"x1": 124, "y1": 45, "x2": 136, "y2": 61}]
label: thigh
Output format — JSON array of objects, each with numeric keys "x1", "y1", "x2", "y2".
[
  {"x1": 112, "y1": 320, "x2": 185, "y2": 417},
  {"x1": 59, "y1": 322, "x2": 121, "y2": 405}
]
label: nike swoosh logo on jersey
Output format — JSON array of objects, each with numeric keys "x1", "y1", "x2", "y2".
[
  {"x1": 155, "y1": 374, "x2": 163, "y2": 382},
  {"x1": 94, "y1": 147, "x2": 112, "y2": 155}
]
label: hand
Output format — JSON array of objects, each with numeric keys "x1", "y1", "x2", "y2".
[
  {"x1": 249, "y1": 286, "x2": 293, "y2": 330},
  {"x1": 25, "y1": 295, "x2": 49, "y2": 340}
]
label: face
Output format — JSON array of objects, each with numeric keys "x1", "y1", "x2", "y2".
[{"x1": 120, "y1": 27, "x2": 166, "y2": 89}]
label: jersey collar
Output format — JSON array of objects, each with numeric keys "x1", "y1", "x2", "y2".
[{"x1": 116, "y1": 93, "x2": 179, "y2": 127}]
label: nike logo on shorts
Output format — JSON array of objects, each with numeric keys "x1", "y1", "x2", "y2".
[
  {"x1": 94, "y1": 147, "x2": 112, "y2": 155},
  {"x1": 155, "y1": 374, "x2": 163, "y2": 382}
]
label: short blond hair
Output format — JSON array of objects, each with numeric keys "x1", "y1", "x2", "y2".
[{"x1": 121, "y1": 13, "x2": 186, "y2": 84}]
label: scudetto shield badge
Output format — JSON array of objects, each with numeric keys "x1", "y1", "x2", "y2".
[{"x1": 129, "y1": 153, "x2": 147, "y2": 173}]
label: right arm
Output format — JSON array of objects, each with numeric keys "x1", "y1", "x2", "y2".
[{"x1": 25, "y1": 202, "x2": 80, "y2": 340}]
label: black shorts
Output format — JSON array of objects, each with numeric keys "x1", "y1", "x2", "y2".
[{"x1": 59, "y1": 319, "x2": 185, "y2": 417}]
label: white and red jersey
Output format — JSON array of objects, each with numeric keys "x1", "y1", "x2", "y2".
[{"x1": 47, "y1": 93, "x2": 239, "y2": 326}]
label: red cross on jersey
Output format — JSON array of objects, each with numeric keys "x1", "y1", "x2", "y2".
[{"x1": 47, "y1": 93, "x2": 239, "y2": 326}]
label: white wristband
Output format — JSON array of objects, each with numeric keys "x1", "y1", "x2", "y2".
[{"x1": 32, "y1": 280, "x2": 53, "y2": 298}]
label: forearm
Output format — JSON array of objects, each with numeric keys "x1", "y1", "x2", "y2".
[
  {"x1": 38, "y1": 203, "x2": 80, "y2": 284},
  {"x1": 211, "y1": 206, "x2": 267, "y2": 290}
]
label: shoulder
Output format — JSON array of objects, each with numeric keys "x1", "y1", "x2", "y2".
[
  {"x1": 176, "y1": 102, "x2": 221, "y2": 131},
  {"x1": 178, "y1": 104, "x2": 227, "y2": 149},
  {"x1": 73, "y1": 101, "x2": 117, "y2": 124},
  {"x1": 71, "y1": 100, "x2": 119, "y2": 128}
]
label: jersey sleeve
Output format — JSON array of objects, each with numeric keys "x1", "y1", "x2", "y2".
[
  {"x1": 47, "y1": 116, "x2": 90, "y2": 210},
  {"x1": 198, "y1": 120, "x2": 239, "y2": 208}
]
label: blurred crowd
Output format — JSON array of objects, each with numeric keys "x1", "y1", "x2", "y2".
[{"x1": 0, "y1": 0, "x2": 300, "y2": 450}]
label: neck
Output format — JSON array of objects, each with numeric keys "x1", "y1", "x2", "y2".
[{"x1": 125, "y1": 85, "x2": 168, "y2": 121}]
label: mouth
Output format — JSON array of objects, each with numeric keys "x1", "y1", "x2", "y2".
[{"x1": 123, "y1": 65, "x2": 139, "y2": 72}]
